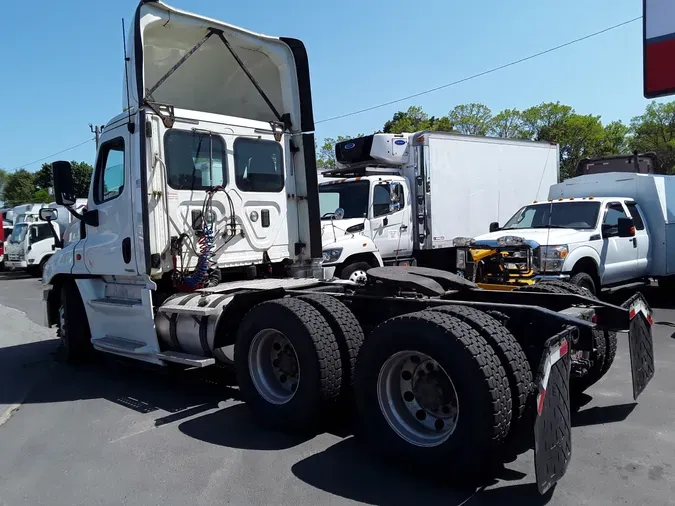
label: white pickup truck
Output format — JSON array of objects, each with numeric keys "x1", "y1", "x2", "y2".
[{"x1": 454, "y1": 170, "x2": 675, "y2": 295}]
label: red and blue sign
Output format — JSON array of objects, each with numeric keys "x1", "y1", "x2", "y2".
[{"x1": 644, "y1": 0, "x2": 675, "y2": 98}]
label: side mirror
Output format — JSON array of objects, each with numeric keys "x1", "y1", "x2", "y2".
[
  {"x1": 51, "y1": 160, "x2": 76, "y2": 206},
  {"x1": 618, "y1": 217, "x2": 635, "y2": 238},
  {"x1": 39, "y1": 208, "x2": 58, "y2": 222},
  {"x1": 489, "y1": 222, "x2": 500, "y2": 233}
]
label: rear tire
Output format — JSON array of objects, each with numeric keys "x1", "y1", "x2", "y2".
[
  {"x1": 234, "y1": 298, "x2": 342, "y2": 432},
  {"x1": 296, "y1": 294, "x2": 364, "y2": 393},
  {"x1": 517, "y1": 281, "x2": 616, "y2": 393},
  {"x1": 59, "y1": 282, "x2": 95, "y2": 363},
  {"x1": 430, "y1": 305, "x2": 532, "y2": 426},
  {"x1": 354, "y1": 310, "x2": 510, "y2": 480}
]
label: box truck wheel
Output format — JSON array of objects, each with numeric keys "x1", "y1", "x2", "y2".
[
  {"x1": 430, "y1": 305, "x2": 532, "y2": 429},
  {"x1": 58, "y1": 282, "x2": 95, "y2": 363},
  {"x1": 296, "y1": 294, "x2": 365, "y2": 394},
  {"x1": 340, "y1": 262, "x2": 371, "y2": 285},
  {"x1": 234, "y1": 298, "x2": 342, "y2": 432},
  {"x1": 354, "y1": 310, "x2": 510, "y2": 480}
]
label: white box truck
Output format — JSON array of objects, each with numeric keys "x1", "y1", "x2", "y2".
[
  {"x1": 38, "y1": 0, "x2": 655, "y2": 496},
  {"x1": 318, "y1": 132, "x2": 559, "y2": 282}
]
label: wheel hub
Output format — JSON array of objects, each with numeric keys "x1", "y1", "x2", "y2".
[
  {"x1": 249, "y1": 329, "x2": 300, "y2": 405},
  {"x1": 377, "y1": 350, "x2": 459, "y2": 447}
]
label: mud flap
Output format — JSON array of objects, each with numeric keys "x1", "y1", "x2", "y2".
[
  {"x1": 533, "y1": 328, "x2": 573, "y2": 495},
  {"x1": 622, "y1": 293, "x2": 655, "y2": 401}
]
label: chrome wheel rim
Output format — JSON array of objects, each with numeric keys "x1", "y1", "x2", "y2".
[
  {"x1": 248, "y1": 329, "x2": 300, "y2": 405},
  {"x1": 377, "y1": 350, "x2": 459, "y2": 447},
  {"x1": 348, "y1": 269, "x2": 368, "y2": 285}
]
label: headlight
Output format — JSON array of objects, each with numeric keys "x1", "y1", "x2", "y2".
[
  {"x1": 453, "y1": 236, "x2": 475, "y2": 247},
  {"x1": 322, "y1": 248, "x2": 343, "y2": 263},
  {"x1": 456, "y1": 249, "x2": 466, "y2": 269},
  {"x1": 497, "y1": 235, "x2": 525, "y2": 246},
  {"x1": 540, "y1": 245, "x2": 568, "y2": 272}
]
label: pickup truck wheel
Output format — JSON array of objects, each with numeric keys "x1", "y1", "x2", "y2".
[
  {"x1": 519, "y1": 281, "x2": 615, "y2": 393},
  {"x1": 354, "y1": 310, "x2": 510, "y2": 480},
  {"x1": 569, "y1": 272, "x2": 596, "y2": 296},
  {"x1": 296, "y1": 294, "x2": 364, "y2": 394},
  {"x1": 340, "y1": 262, "x2": 371, "y2": 285},
  {"x1": 59, "y1": 283, "x2": 94, "y2": 363},
  {"x1": 431, "y1": 305, "x2": 532, "y2": 428},
  {"x1": 235, "y1": 298, "x2": 342, "y2": 432}
]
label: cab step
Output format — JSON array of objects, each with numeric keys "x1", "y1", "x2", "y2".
[
  {"x1": 157, "y1": 351, "x2": 216, "y2": 368},
  {"x1": 89, "y1": 297, "x2": 142, "y2": 308},
  {"x1": 92, "y1": 335, "x2": 150, "y2": 353}
]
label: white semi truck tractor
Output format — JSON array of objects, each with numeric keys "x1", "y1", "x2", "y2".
[{"x1": 41, "y1": 0, "x2": 656, "y2": 495}]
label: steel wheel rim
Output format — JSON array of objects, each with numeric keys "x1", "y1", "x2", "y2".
[
  {"x1": 349, "y1": 270, "x2": 368, "y2": 285},
  {"x1": 248, "y1": 329, "x2": 300, "y2": 405},
  {"x1": 377, "y1": 350, "x2": 459, "y2": 447}
]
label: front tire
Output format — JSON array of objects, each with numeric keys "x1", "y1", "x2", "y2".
[
  {"x1": 59, "y1": 282, "x2": 94, "y2": 363},
  {"x1": 235, "y1": 298, "x2": 342, "y2": 432},
  {"x1": 354, "y1": 310, "x2": 510, "y2": 479},
  {"x1": 569, "y1": 272, "x2": 597, "y2": 296},
  {"x1": 340, "y1": 262, "x2": 372, "y2": 285}
]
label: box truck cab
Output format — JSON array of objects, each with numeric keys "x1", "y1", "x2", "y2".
[
  {"x1": 319, "y1": 132, "x2": 559, "y2": 281},
  {"x1": 4, "y1": 218, "x2": 61, "y2": 276}
]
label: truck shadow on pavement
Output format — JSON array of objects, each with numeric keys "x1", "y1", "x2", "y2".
[{"x1": 0, "y1": 336, "x2": 650, "y2": 506}]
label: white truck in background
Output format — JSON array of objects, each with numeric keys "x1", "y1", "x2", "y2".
[
  {"x1": 318, "y1": 132, "x2": 559, "y2": 282},
  {"x1": 454, "y1": 164, "x2": 675, "y2": 295},
  {"x1": 4, "y1": 201, "x2": 82, "y2": 276}
]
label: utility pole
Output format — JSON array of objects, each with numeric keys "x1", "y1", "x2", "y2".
[{"x1": 89, "y1": 123, "x2": 102, "y2": 149}]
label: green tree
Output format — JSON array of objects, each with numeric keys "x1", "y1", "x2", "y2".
[
  {"x1": 71, "y1": 161, "x2": 94, "y2": 198},
  {"x1": 489, "y1": 109, "x2": 526, "y2": 138},
  {"x1": 629, "y1": 101, "x2": 675, "y2": 173},
  {"x1": 34, "y1": 163, "x2": 53, "y2": 190},
  {"x1": 382, "y1": 106, "x2": 453, "y2": 134},
  {"x1": 1, "y1": 169, "x2": 36, "y2": 207},
  {"x1": 0, "y1": 168, "x2": 7, "y2": 202},
  {"x1": 448, "y1": 103, "x2": 493, "y2": 136}
]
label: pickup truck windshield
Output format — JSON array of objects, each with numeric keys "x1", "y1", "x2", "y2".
[
  {"x1": 502, "y1": 201, "x2": 601, "y2": 230},
  {"x1": 319, "y1": 181, "x2": 370, "y2": 219},
  {"x1": 10, "y1": 223, "x2": 28, "y2": 243}
]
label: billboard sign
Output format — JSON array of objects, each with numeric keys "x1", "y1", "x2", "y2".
[{"x1": 644, "y1": 0, "x2": 675, "y2": 98}]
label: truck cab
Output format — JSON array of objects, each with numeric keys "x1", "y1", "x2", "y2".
[
  {"x1": 318, "y1": 134, "x2": 415, "y2": 281},
  {"x1": 4, "y1": 216, "x2": 61, "y2": 276},
  {"x1": 319, "y1": 172, "x2": 414, "y2": 281}
]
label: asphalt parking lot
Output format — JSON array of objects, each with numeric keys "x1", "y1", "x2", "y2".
[{"x1": 0, "y1": 270, "x2": 674, "y2": 505}]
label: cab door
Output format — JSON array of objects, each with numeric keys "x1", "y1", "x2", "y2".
[
  {"x1": 370, "y1": 181, "x2": 413, "y2": 260},
  {"x1": 81, "y1": 122, "x2": 140, "y2": 276},
  {"x1": 599, "y1": 202, "x2": 638, "y2": 284}
]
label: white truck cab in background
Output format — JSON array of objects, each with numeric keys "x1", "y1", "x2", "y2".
[{"x1": 318, "y1": 131, "x2": 559, "y2": 281}]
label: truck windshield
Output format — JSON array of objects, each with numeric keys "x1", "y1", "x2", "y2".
[
  {"x1": 502, "y1": 202, "x2": 602, "y2": 230},
  {"x1": 319, "y1": 181, "x2": 370, "y2": 219},
  {"x1": 10, "y1": 223, "x2": 28, "y2": 243}
]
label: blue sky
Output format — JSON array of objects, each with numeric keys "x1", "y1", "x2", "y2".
[{"x1": 0, "y1": 0, "x2": 662, "y2": 172}]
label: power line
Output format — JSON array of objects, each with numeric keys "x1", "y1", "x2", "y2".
[
  {"x1": 316, "y1": 16, "x2": 642, "y2": 124},
  {"x1": 10, "y1": 137, "x2": 95, "y2": 172}
]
